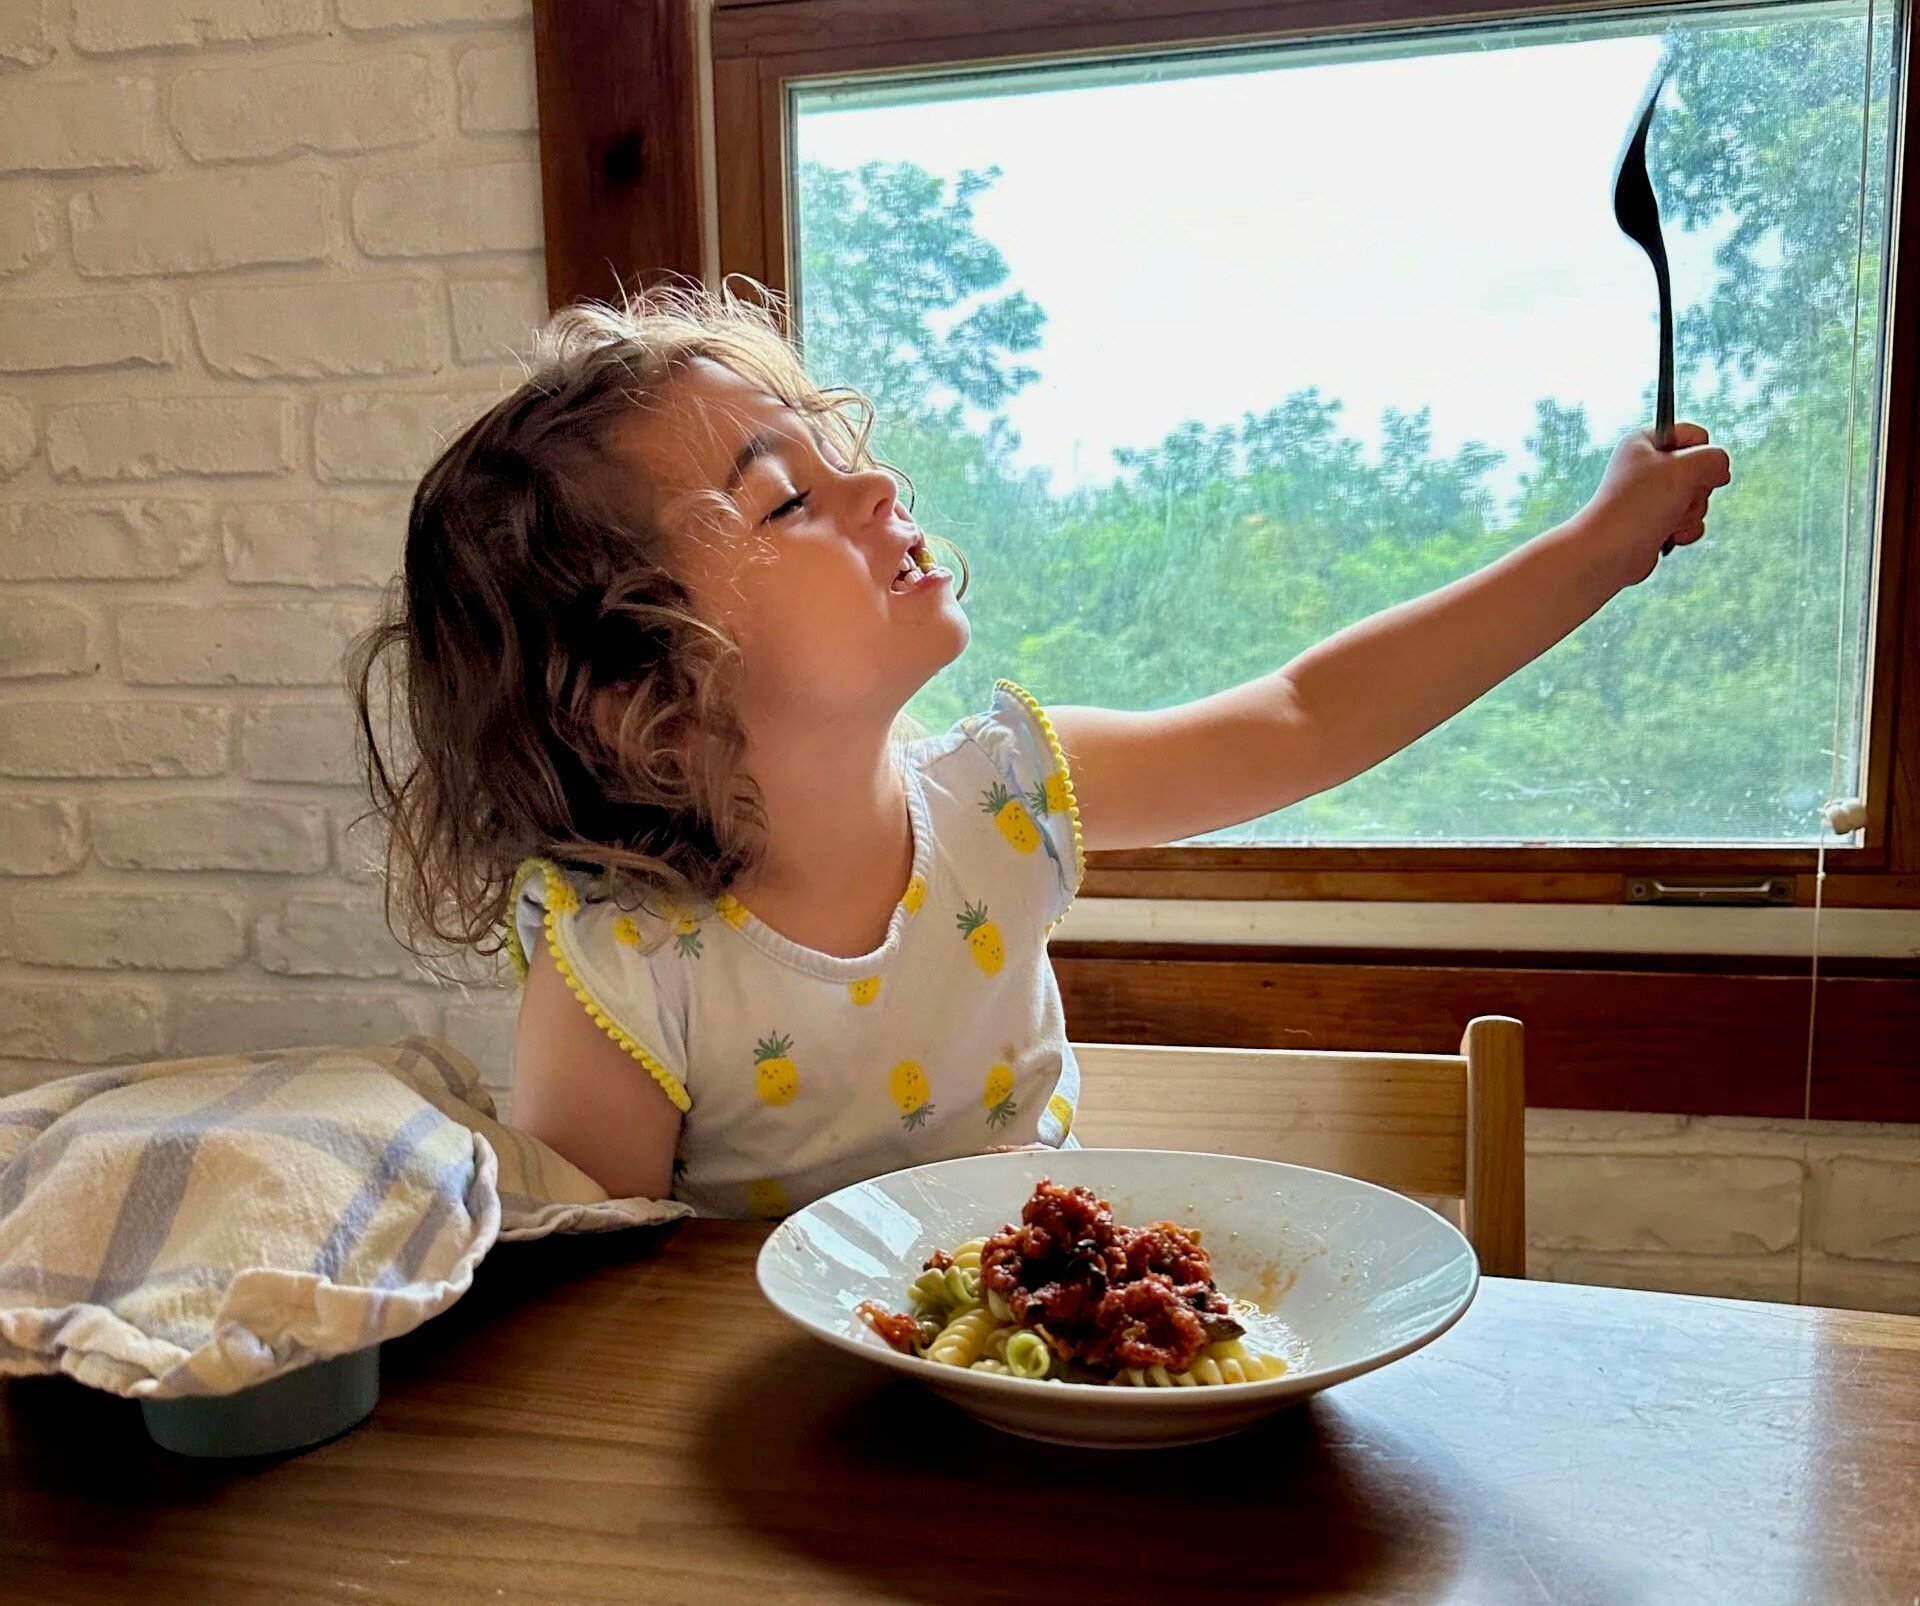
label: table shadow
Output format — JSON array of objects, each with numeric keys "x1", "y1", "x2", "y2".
[
  {"x1": 0, "y1": 1225, "x2": 676, "y2": 1505},
  {"x1": 696, "y1": 1338, "x2": 1466, "y2": 1605}
]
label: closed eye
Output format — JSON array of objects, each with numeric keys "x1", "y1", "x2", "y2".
[{"x1": 765, "y1": 490, "x2": 809, "y2": 524}]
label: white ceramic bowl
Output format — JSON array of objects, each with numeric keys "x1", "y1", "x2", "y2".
[{"x1": 756, "y1": 1148, "x2": 1478, "y2": 1448}]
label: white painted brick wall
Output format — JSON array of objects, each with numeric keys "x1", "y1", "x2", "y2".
[
  {"x1": 48, "y1": 396, "x2": 299, "y2": 479},
  {"x1": 236, "y1": 701, "x2": 359, "y2": 782},
  {"x1": 0, "y1": 5, "x2": 540, "y2": 1105},
  {"x1": 0, "y1": 397, "x2": 37, "y2": 472},
  {"x1": 118, "y1": 600, "x2": 374, "y2": 684},
  {"x1": 71, "y1": 1, "x2": 327, "y2": 56},
  {"x1": 0, "y1": 74, "x2": 165, "y2": 174},
  {"x1": 191, "y1": 280, "x2": 440, "y2": 379},
  {"x1": 222, "y1": 497, "x2": 409, "y2": 587},
  {"x1": 0, "y1": 595, "x2": 99, "y2": 678},
  {"x1": 0, "y1": 500, "x2": 214, "y2": 578},
  {"x1": 0, "y1": 291, "x2": 174, "y2": 372},
  {"x1": 170, "y1": 56, "x2": 437, "y2": 162},
  {"x1": 0, "y1": 798, "x2": 85, "y2": 874},
  {"x1": 0, "y1": 2, "x2": 1911, "y2": 1324},
  {"x1": 0, "y1": 4, "x2": 55, "y2": 68},
  {"x1": 0, "y1": 186, "x2": 59, "y2": 276},
  {"x1": 92, "y1": 797, "x2": 329, "y2": 873},
  {"x1": 72, "y1": 170, "x2": 336, "y2": 277}
]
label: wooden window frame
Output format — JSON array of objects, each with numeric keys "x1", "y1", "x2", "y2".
[{"x1": 531, "y1": 0, "x2": 1920, "y2": 1120}]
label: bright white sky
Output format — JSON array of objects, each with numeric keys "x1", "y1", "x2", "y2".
[{"x1": 795, "y1": 30, "x2": 1728, "y2": 500}]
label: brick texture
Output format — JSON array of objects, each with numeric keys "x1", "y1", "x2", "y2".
[
  {"x1": 119, "y1": 600, "x2": 373, "y2": 685},
  {"x1": 171, "y1": 56, "x2": 436, "y2": 162},
  {"x1": 351, "y1": 162, "x2": 542, "y2": 258},
  {"x1": 0, "y1": 596, "x2": 100, "y2": 679},
  {"x1": 0, "y1": 292, "x2": 172, "y2": 374},
  {"x1": 93, "y1": 798, "x2": 330, "y2": 873},
  {"x1": 0, "y1": 799, "x2": 87, "y2": 875},
  {"x1": 0, "y1": 76, "x2": 163, "y2": 175},
  {"x1": 48, "y1": 396, "x2": 298, "y2": 480},
  {"x1": 191, "y1": 280, "x2": 439, "y2": 379},
  {"x1": 73, "y1": 0, "x2": 326, "y2": 55},
  {"x1": 0, "y1": 11, "x2": 518, "y2": 1097},
  {"x1": 0, "y1": 398, "x2": 34, "y2": 476},
  {"x1": 72, "y1": 170, "x2": 333, "y2": 277},
  {"x1": 0, "y1": 501, "x2": 215, "y2": 580}
]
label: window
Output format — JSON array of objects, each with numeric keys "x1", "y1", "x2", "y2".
[
  {"x1": 530, "y1": 0, "x2": 1919, "y2": 1119},
  {"x1": 788, "y1": 8, "x2": 1895, "y2": 848}
]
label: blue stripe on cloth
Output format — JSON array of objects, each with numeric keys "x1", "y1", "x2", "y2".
[
  {"x1": 85, "y1": 1061, "x2": 311, "y2": 1305},
  {"x1": 309, "y1": 1106, "x2": 449, "y2": 1281},
  {"x1": 0, "y1": 1055, "x2": 336, "y2": 1217}
]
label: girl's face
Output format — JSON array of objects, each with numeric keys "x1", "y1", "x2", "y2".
[{"x1": 623, "y1": 358, "x2": 969, "y2": 725}]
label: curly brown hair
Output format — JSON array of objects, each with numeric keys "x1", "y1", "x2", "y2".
[{"x1": 346, "y1": 277, "x2": 961, "y2": 968}]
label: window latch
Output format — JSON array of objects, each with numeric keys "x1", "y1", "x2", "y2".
[{"x1": 1624, "y1": 876, "x2": 1794, "y2": 906}]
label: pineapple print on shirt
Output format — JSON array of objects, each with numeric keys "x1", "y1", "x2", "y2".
[
  {"x1": 1020, "y1": 778, "x2": 1073, "y2": 902},
  {"x1": 983, "y1": 1055, "x2": 1018, "y2": 1130},
  {"x1": 958, "y1": 901, "x2": 1003, "y2": 975},
  {"x1": 746, "y1": 1178, "x2": 788, "y2": 1219},
  {"x1": 611, "y1": 907, "x2": 703, "y2": 958},
  {"x1": 981, "y1": 781, "x2": 1040, "y2": 853},
  {"x1": 848, "y1": 976, "x2": 880, "y2": 1006},
  {"x1": 889, "y1": 1060, "x2": 934, "y2": 1130},
  {"x1": 901, "y1": 875, "x2": 927, "y2": 915},
  {"x1": 981, "y1": 732, "x2": 1071, "y2": 903},
  {"x1": 754, "y1": 1032, "x2": 800, "y2": 1105}
]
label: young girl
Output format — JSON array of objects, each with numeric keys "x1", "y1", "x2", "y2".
[{"x1": 351, "y1": 282, "x2": 1730, "y2": 1218}]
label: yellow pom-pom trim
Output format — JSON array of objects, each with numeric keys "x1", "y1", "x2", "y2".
[
  {"x1": 993, "y1": 680, "x2": 1086, "y2": 919},
  {"x1": 508, "y1": 857, "x2": 691, "y2": 1114},
  {"x1": 1046, "y1": 1091, "x2": 1076, "y2": 1140},
  {"x1": 503, "y1": 858, "x2": 544, "y2": 979}
]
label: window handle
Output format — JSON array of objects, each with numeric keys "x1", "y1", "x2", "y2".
[{"x1": 1624, "y1": 877, "x2": 1793, "y2": 906}]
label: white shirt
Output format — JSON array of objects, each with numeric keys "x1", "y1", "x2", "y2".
[{"x1": 508, "y1": 680, "x2": 1085, "y2": 1218}]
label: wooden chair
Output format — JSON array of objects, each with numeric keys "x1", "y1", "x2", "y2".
[{"x1": 1070, "y1": 1015, "x2": 1526, "y2": 1278}]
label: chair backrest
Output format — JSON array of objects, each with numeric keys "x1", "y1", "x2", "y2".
[{"x1": 1070, "y1": 1015, "x2": 1526, "y2": 1277}]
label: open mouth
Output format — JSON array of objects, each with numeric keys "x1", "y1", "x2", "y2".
[{"x1": 890, "y1": 538, "x2": 951, "y2": 594}]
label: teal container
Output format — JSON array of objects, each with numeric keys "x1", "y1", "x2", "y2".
[{"x1": 140, "y1": 1346, "x2": 380, "y2": 1458}]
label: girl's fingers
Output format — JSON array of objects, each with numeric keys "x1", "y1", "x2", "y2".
[
  {"x1": 1667, "y1": 425, "x2": 1733, "y2": 486},
  {"x1": 1688, "y1": 446, "x2": 1732, "y2": 485}
]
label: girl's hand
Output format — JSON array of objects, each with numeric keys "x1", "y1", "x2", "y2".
[{"x1": 1582, "y1": 423, "x2": 1733, "y2": 586}]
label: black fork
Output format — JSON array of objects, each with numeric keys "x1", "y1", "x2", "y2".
[{"x1": 1611, "y1": 59, "x2": 1678, "y2": 553}]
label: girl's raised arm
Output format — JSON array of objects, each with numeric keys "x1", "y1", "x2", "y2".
[{"x1": 1046, "y1": 425, "x2": 1731, "y2": 853}]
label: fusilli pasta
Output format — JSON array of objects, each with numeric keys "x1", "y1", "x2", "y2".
[{"x1": 856, "y1": 1185, "x2": 1297, "y2": 1388}]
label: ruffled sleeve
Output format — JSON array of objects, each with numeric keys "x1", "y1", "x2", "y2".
[
  {"x1": 506, "y1": 859, "x2": 691, "y2": 1113},
  {"x1": 946, "y1": 679, "x2": 1086, "y2": 932}
]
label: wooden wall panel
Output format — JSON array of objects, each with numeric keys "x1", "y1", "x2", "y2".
[
  {"x1": 534, "y1": 0, "x2": 706, "y2": 309},
  {"x1": 1054, "y1": 953, "x2": 1920, "y2": 1122}
]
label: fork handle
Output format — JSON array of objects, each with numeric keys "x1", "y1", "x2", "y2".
[
  {"x1": 1653, "y1": 251, "x2": 1676, "y2": 453},
  {"x1": 1653, "y1": 252, "x2": 1676, "y2": 554}
]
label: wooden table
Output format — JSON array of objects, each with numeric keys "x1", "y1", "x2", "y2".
[{"x1": 4, "y1": 1222, "x2": 1917, "y2": 1605}]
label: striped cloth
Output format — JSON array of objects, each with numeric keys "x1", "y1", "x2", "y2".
[{"x1": 0, "y1": 1036, "x2": 688, "y2": 1398}]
